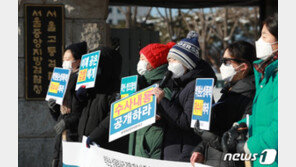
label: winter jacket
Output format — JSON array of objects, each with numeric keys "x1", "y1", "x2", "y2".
[
  {"x1": 238, "y1": 58, "x2": 278, "y2": 167},
  {"x1": 128, "y1": 64, "x2": 172, "y2": 159},
  {"x1": 48, "y1": 70, "x2": 83, "y2": 167},
  {"x1": 159, "y1": 59, "x2": 217, "y2": 162},
  {"x1": 49, "y1": 70, "x2": 82, "y2": 136},
  {"x1": 194, "y1": 74, "x2": 256, "y2": 167},
  {"x1": 74, "y1": 47, "x2": 129, "y2": 153}
]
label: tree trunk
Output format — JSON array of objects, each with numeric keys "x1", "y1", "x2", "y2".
[{"x1": 126, "y1": 6, "x2": 132, "y2": 28}]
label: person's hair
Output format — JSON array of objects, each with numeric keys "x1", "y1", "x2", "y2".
[
  {"x1": 263, "y1": 13, "x2": 278, "y2": 40},
  {"x1": 226, "y1": 41, "x2": 257, "y2": 74}
]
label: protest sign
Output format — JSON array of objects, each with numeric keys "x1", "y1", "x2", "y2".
[
  {"x1": 75, "y1": 51, "x2": 100, "y2": 90},
  {"x1": 109, "y1": 84, "x2": 157, "y2": 142},
  {"x1": 62, "y1": 136, "x2": 211, "y2": 167},
  {"x1": 45, "y1": 67, "x2": 71, "y2": 105},
  {"x1": 120, "y1": 75, "x2": 138, "y2": 99},
  {"x1": 191, "y1": 78, "x2": 214, "y2": 130}
]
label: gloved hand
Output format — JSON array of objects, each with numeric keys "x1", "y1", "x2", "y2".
[
  {"x1": 221, "y1": 123, "x2": 240, "y2": 153},
  {"x1": 221, "y1": 122, "x2": 248, "y2": 153},
  {"x1": 54, "y1": 119, "x2": 66, "y2": 135},
  {"x1": 86, "y1": 137, "x2": 95, "y2": 148},
  {"x1": 194, "y1": 120, "x2": 217, "y2": 143},
  {"x1": 48, "y1": 98, "x2": 58, "y2": 111},
  {"x1": 76, "y1": 85, "x2": 88, "y2": 102}
]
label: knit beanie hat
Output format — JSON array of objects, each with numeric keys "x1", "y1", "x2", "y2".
[
  {"x1": 140, "y1": 42, "x2": 176, "y2": 69},
  {"x1": 167, "y1": 31, "x2": 201, "y2": 70},
  {"x1": 65, "y1": 41, "x2": 87, "y2": 60}
]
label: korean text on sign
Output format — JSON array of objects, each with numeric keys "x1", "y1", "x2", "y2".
[
  {"x1": 120, "y1": 75, "x2": 138, "y2": 99},
  {"x1": 109, "y1": 84, "x2": 157, "y2": 142},
  {"x1": 45, "y1": 67, "x2": 71, "y2": 105},
  {"x1": 191, "y1": 78, "x2": 214, "y2": 130},
  {"x1": 75, "y1": 51, "x2": 100, "y2": 90}
]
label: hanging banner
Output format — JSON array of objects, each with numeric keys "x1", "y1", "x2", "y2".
[
  {"x1": 109, "y1": 85, "x2": 157, "y2": 142},
  {"x1": 45, "y1": 67, "x2": 70, "y2": 105},
  {"x1": 62, "y1": 136, "x2": 211, "y2": 167},
  {"x1": 191, "y1": 78, "x2": 214, "y2": 130},
  {"x1": 120, "y1": 75, "x2": 138, "y2": 99},
  {"x1": 75, "y1": 51, "x2": 101, "y2": 90},
  {"x1": 25, "y1": 4, "x2": 64, "y2": 100}
]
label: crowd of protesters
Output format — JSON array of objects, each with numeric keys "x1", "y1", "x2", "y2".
[{"x1": 47, "y1": 14, "x2": 278, "y2": 167}]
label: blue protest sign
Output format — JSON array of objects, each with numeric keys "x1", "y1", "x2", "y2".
[
  {"x1": 75, "y1": 51, "x2": 101, "y2": 90},
  {"x1": 109, "y1": 84, "x2": 157, "y2": 142},
  {"x1": 191, "y1": 78, "x2": 214, "y2": 130},
  {"x1": 120, "y1": 75, "x2": 138, "y2": 99},
  {"x1": 46, "y1": 67, "x2": 71, "y2": 105}
]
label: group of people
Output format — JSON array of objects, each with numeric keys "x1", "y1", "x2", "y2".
[{"x1": 47, "y1": 14, "x2": 278, "y2": 167}]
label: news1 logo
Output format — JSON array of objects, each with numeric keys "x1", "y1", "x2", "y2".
[{"x1": 224, "y1": 149, "x2": 277, "y2": 165}]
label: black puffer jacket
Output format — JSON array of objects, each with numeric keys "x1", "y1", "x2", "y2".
[
  {"x1": 159, "y1": 59, "x2": 217, "y2": 162},
  {"x1": 193, "y1": 74, "x2": 255, "y2": 167},
  {"x1": 73, "y1": 47, "x2": 128, "y2": 153}
]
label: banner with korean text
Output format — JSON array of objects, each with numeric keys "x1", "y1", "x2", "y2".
[
  {"x1": 191, "y1": 78, "x2": 214, "y2": 130},
  {"x1": 45, "y1": 67, "x2": 71, "y2": 105},
  {"x1": 62, "y1": 137, "x2": 211, "y2": 167},
  {"x1": 75, "y1": 51, "x2": 100, "y2": 90},
  {"x1": 109, "y1": 84, "x2": 157, "y2": 142}
]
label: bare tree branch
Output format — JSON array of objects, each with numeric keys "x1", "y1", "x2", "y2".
[{"x1": 143, "y1": 7, "x2": 152, "y2": 23}]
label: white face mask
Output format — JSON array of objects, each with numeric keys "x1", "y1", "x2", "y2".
[
  {"x1": 168, "y1": 62, "x2": 186, "y2": 78},
  {"x1": 255, "y1": 37, "x2": 277, "y2": 60},
  {"x1": 137, "y1": 60, "x2": 148, "y2": 75},
  {"x1": 219, "y1": 63, "x2": 241, "y2": 82},
  {"x1": 62, "y1": 61, "x2": 73, "y2": 70}
]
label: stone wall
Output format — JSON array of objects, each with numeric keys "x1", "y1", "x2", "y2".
[{"x1": 18, "y1": 0, "x2": 109, "y2": 166}]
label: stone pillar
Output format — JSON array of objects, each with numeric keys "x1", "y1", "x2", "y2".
[{"x1": 18, "y1": 0, "x2": 109, "y2": 166}]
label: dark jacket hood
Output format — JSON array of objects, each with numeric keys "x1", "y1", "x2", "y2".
[{"x1": 89, "y1": 46, "x2": 122, "y2": 94}]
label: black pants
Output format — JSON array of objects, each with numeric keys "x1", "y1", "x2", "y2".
[{"x1": 52, "y1": 116, "x2": 78, "y2": 167}]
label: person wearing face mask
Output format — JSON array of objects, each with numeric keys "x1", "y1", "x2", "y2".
[
  {"x1": 47, "y1": 41, "x2": 87, "y2": 167},
  {"x1": 129, "y1": 42, "x2": 175, "y2": 159},
  {"x1": 152, "y1": 31, "x2": 217, "y2": 162},
  {"x1": 190, "y1": 41, "x2": 257, "y2": 167},
  {"x1": 222, "y1": 14, "x2": 278, "y2": 167}
]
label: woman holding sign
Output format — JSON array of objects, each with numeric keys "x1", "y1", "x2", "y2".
[
  {"x1": 190, "y1": 41, "x2": 257, "y2": 167},
  {"x1": 152, "y1": 31, "x2": 217, "y2": 162},
  {"x1": 129, "y1": 42, "x2": 175, "y2": 159},
  {"x1": 47, "y1": 41, "x2": 87, "y2": 167}
]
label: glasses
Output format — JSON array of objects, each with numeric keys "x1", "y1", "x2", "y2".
[{"x1": 221, "y1": 58, "x2": 245, "y2": 65}]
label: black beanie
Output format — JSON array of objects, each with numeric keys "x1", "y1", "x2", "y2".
[{"x1": 65, "y1": 41, "x2": 87, "y2": 60}]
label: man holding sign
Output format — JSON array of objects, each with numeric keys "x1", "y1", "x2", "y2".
[
  {"x1": 73, "y1": 47, "x2": 129, "y2": 154},
  {"x1": 152, "y1": 31, "x2": 217, "y2": 162},
  {"x1": 46, "y1": 41, "x2": 87, "y2": 167}
]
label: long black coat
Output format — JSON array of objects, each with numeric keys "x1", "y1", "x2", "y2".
[
  {"x1": 193, "y1": 74, "x2": 255, "y2": 167},
  {"x1": 48, "y1": 71, "x2": 82, "y2": 139},
  {"x1": 159, "y1": 59, "x2": 217, "y2": 162},
  {"x1": 73, "y1": 47, "x2": 128, "y2": 153}
]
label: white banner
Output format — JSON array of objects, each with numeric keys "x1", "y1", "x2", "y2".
[{"x1": 62, "y1": 136, "x2": 212, "y2": 167}]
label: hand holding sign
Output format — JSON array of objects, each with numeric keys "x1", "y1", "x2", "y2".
[
  {"x1": 109, "y1": 85, "x2": 157, "y2": 142},
  {"x1": 75, "y1": 51, "x2": 101, "y2": 90},
  {"x1": 191, "y1": 78, "x2": 214, "y2": 130},
  {"x1": 46, "y1": 68, "x2": 71, "y2": 105}
]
